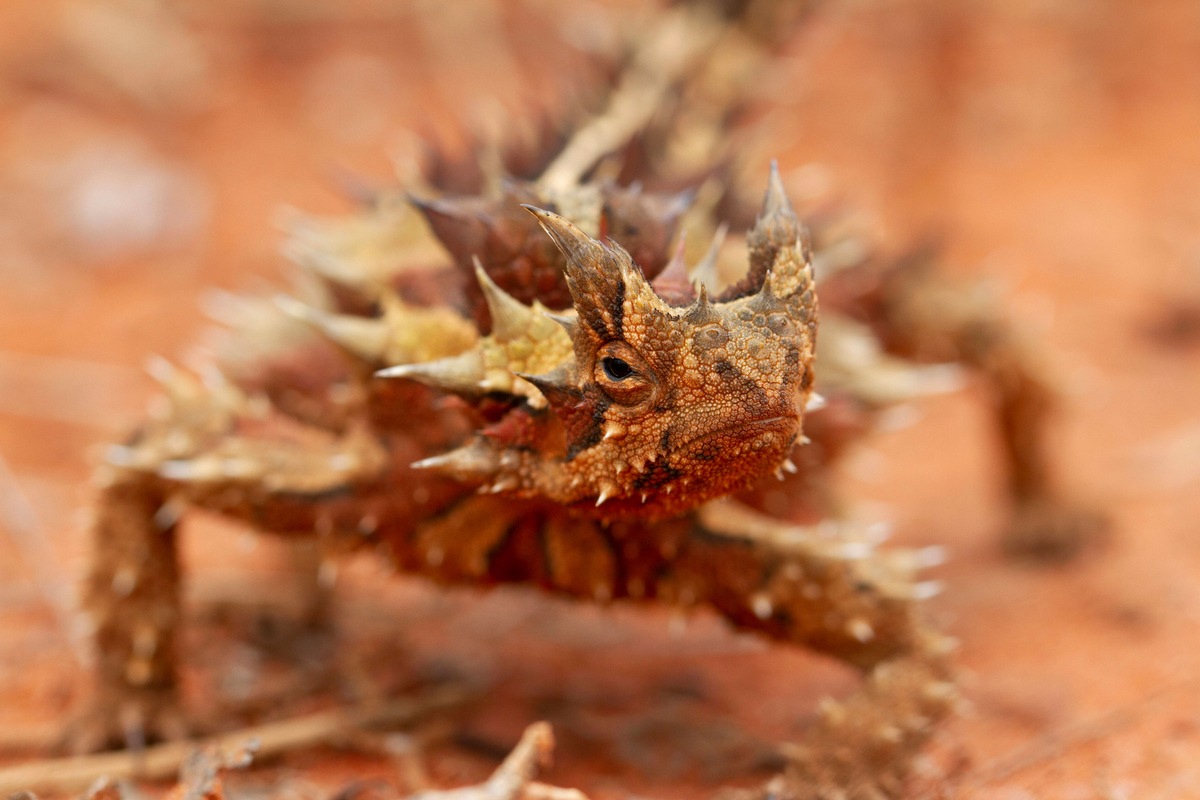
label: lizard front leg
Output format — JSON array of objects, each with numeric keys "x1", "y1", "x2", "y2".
[
  {"x1": 69, "y1": 388, "x2": 391, "y2": 752},
  {"x1": 70, "y1": 467, "x2": 186, "y2": 753},
  {"x1": 680, "y1": 501, "x2": 956, "y2": 800}
]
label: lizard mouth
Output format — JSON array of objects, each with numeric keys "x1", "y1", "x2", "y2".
[{"x1": 677, "y1": 414, "x2": 798, "y2": 457}]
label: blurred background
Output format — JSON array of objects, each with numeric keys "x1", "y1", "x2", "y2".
[{"x1": 1, "y1": 0, "x2": 1199, "y2": 797}]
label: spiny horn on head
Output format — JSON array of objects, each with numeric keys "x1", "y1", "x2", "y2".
[
  {"x1": 717, "y1": 162, "x2": 814, "y2": 303},
  {"x1": 519, "y1": 366, "x2": 609, "y2": 449},
  {"x1": 522, "y1": 205, "x2": 666, "y2": 341},
  {"x1": 522, "y1": 205, "x2": 608, "y2": 275},
  {"x1": 747, "y1": 162, "x2": 812, "y2": 291},
  {"x1": 518, "y1": 365, "x2": 581, "y2": 409},
  {"x1": 683, "y1": 283, "x2": 721, "y2": 325}
]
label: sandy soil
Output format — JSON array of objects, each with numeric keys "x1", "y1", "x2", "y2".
[{"x1": 1, "y1": 1, "x2": 1198, "y2": 797}]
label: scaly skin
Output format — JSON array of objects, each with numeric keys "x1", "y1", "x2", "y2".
[{"x1": 72, "y1": 168, "x2": 956, "y2": 800}]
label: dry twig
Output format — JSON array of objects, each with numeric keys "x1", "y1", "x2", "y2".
[
  {"x1": 405, "y1": 722, "x2": 588, "y2": 800},
  {"x1": 0, "y1": 685, "x2": 472, "y2": 795}
]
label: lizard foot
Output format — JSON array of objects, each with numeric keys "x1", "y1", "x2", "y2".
[{"x1": 719, "y1": 654, "x2": 959, "y2": 800}]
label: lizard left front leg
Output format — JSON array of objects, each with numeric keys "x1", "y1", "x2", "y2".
[{"x1": 679, "y1": 501, "x2": 957, "y2": 800}]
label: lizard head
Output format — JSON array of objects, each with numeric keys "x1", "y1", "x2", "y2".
[{"x1": 384, "y1": 165, "x2": 817, "y2": 520}]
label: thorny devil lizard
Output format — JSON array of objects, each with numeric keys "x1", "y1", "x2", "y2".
[
  {"x1": 56, "y1": 7, "x2": 1102, "y2": 797},
  {"x1": 70, "y1": 165, "x2": 960, "y2": 800}
]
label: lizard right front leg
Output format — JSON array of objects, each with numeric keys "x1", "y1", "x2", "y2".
[
  {"x1": 68, "y1": 358, "x2": 391, "y2": 753},
  {"x1": 70, "y1": 467, "x2": 185, "y2": 753}
]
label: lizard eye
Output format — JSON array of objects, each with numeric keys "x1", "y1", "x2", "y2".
[
  {"x1": 601, "y1": 357, "x2": 634, "y2": 381},
  {"x1": 594, "y1": 345, "x2": 654, "y2": 406}
]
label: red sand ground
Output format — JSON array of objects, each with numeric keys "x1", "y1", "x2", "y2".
[{"x1": 1, "y1": 1, "x2": 1198, "y2": 797}]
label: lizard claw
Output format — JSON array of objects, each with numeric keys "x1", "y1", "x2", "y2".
[{"x1": 61, "y1": 687, "x2": 192, "y2": 755}]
